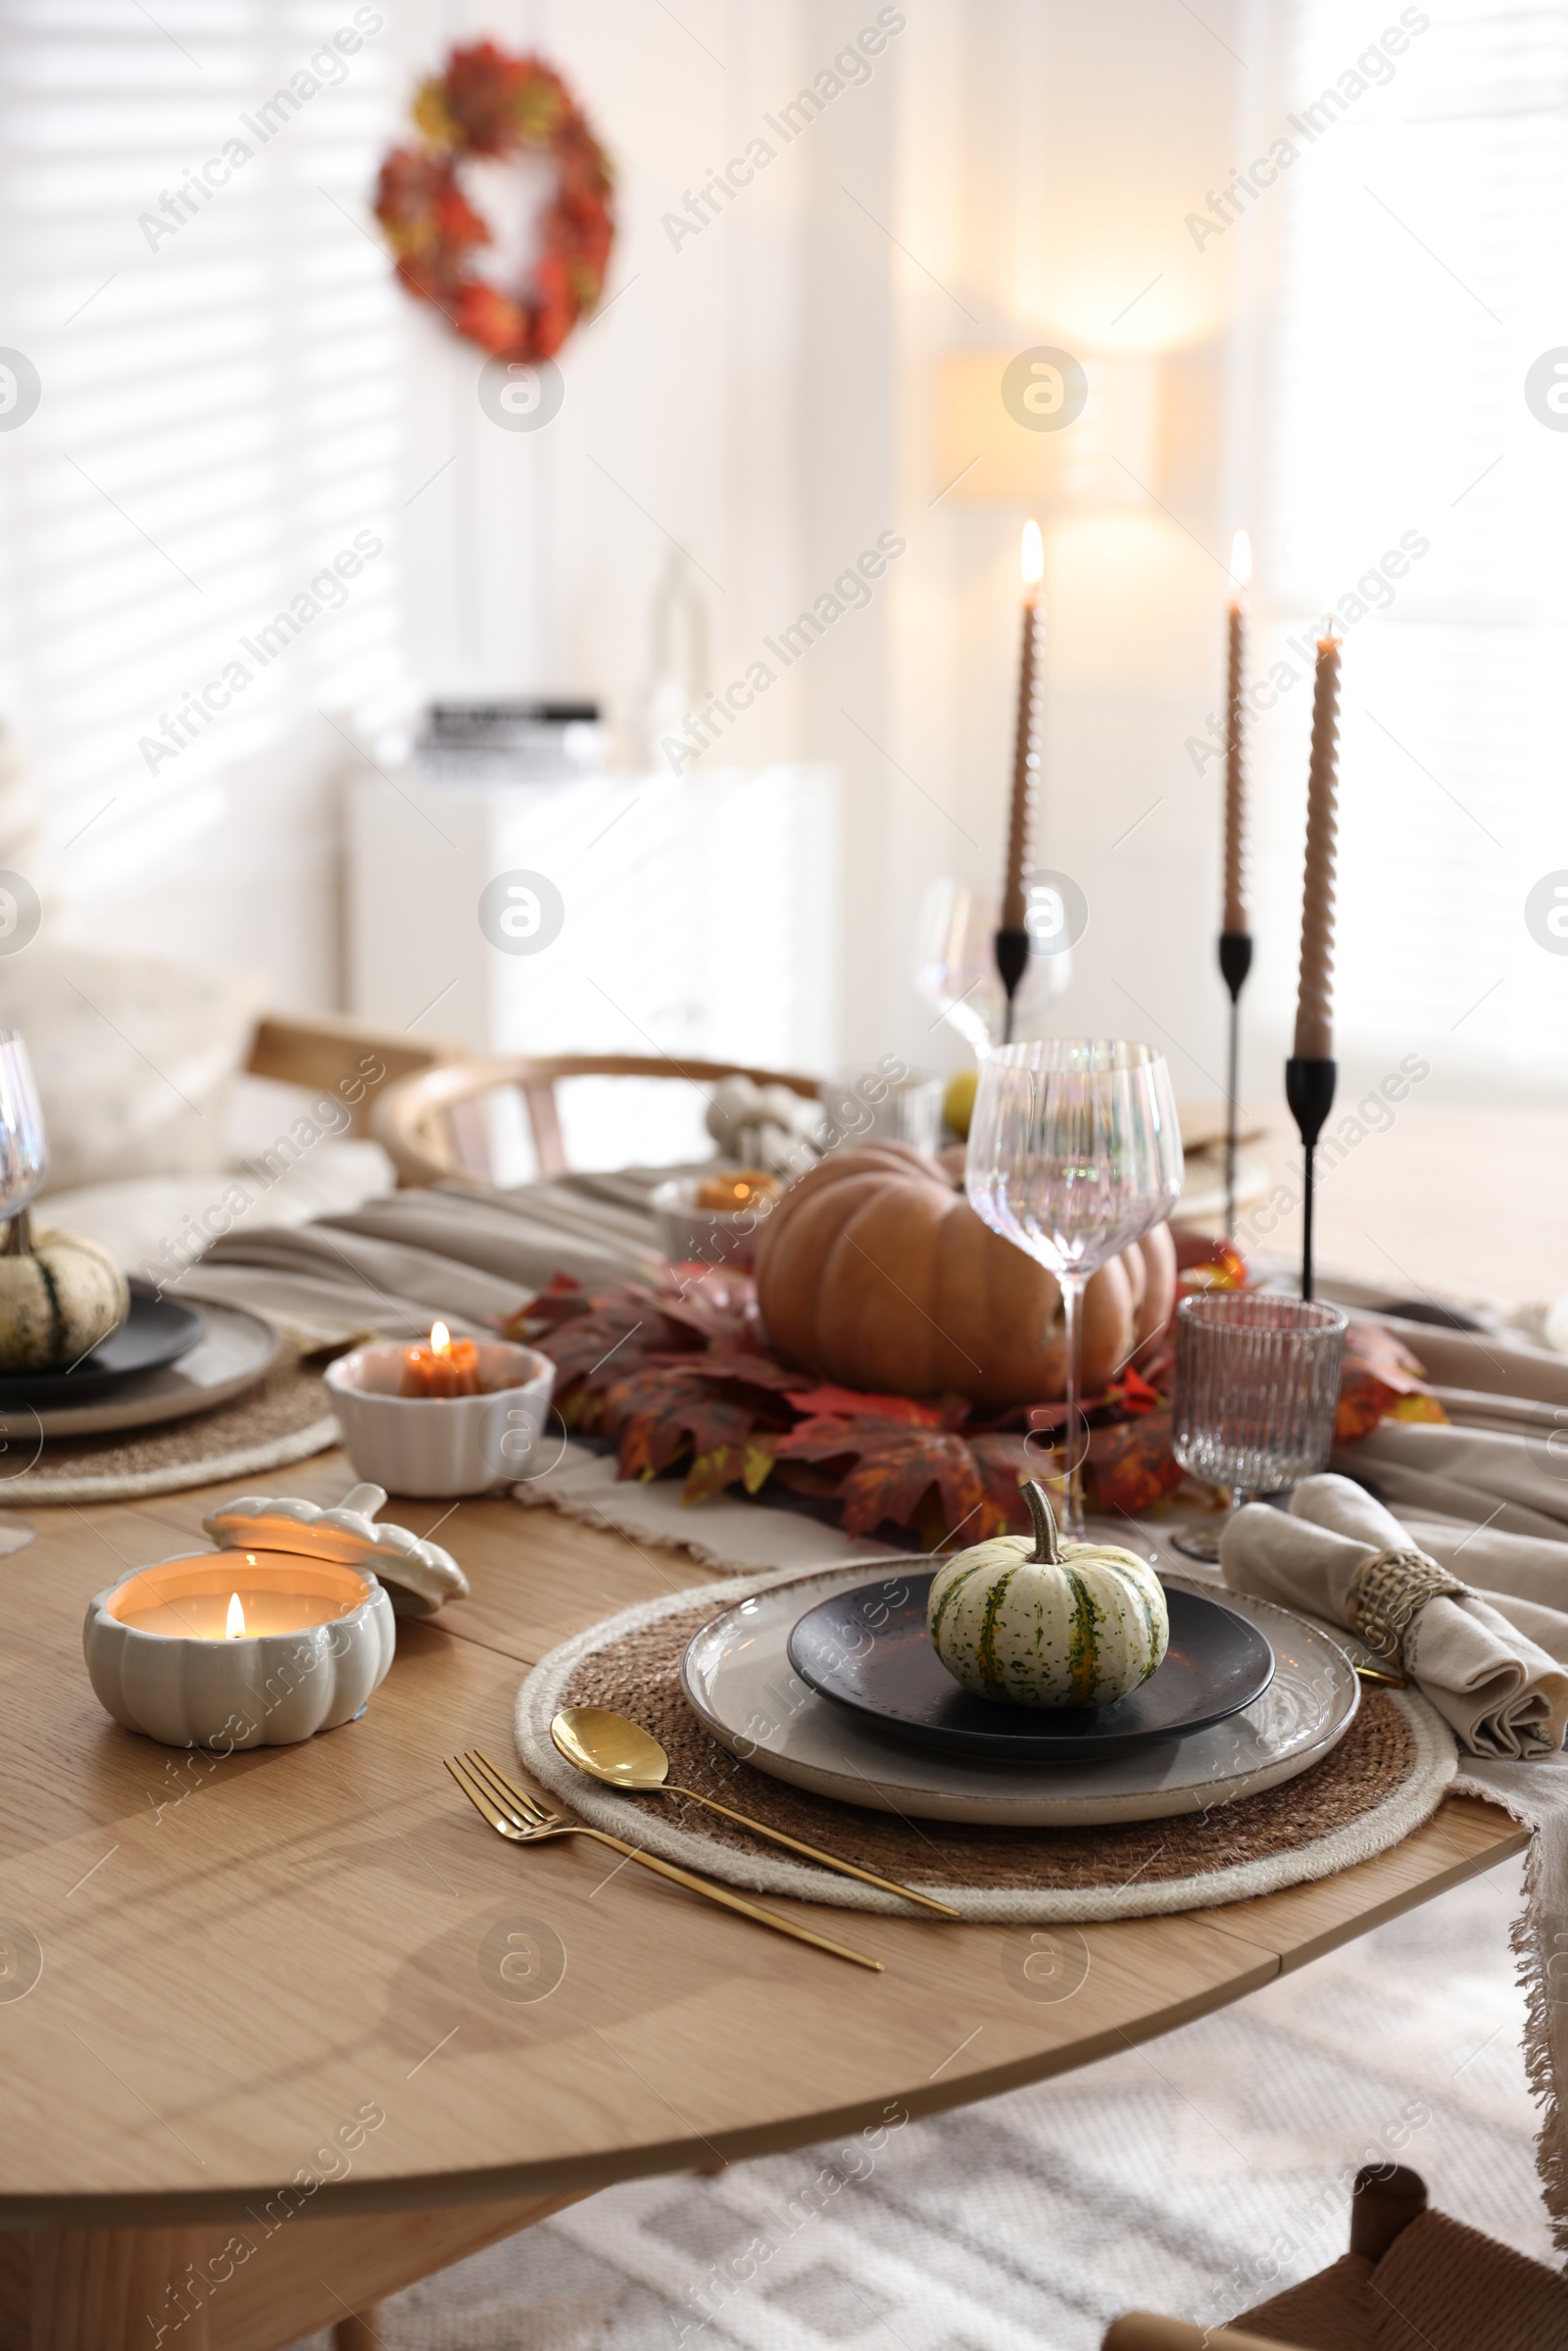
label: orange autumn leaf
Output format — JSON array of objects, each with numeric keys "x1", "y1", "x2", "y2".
[
  {"x1": 1336, "y1": 1320, "x2": 1449, "y2": 1443},
  {"x1": 1088, "y1": 1413, "x2": 1185, "y2": 1516},
  {"x1": 1178, "y1": 1239, "x2": 1250, "y2": 1293}
]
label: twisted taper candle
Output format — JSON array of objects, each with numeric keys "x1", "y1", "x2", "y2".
[
  {"x1": 1223, "y1": 600, "x2": 1247, "y2": 935},
  {"x1": 1002, "y1": 593, "x2": 1044, "y2": 934},
  {"x1": 1294, "y1": 637, "x2": 1341, "y2": 1061}
]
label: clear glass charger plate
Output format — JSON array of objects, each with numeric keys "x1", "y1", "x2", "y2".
[{"x1": 680, "y1": 1561, "x2": 1361, "y2": 1827}]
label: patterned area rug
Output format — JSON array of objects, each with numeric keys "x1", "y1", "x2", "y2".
[{"x1": 288, "y1": 1856, "x2": 1550, "y2": 2349}]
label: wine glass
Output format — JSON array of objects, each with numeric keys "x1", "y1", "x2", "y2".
[
  {"x1": 0, "y1": 1031, "x2": 46, "y2": 1245},
  {"x1": 1170, "y1": 1293, "x2": 1348, "y2": 1561},
  {"x1": 913, "y1": 877, "x2": 1072, "y2": 1057},
  {"x1": 966, "y1": 1039, "x2": 1183, "y2": 1539}
]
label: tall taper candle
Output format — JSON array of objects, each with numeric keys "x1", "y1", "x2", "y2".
[
  {"x1": 1223, "y1": 531, "x2": 1250, "y2": 936},
  {"x1": 1294, "y1": 637, "x2": 1342, "y2": 1058},
  {"x1": 995, "y1": 518, "x2": 1045, "y2": 1037}
]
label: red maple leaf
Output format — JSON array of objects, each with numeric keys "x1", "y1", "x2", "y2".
[
  {"x1": 776, "y1": 1415, "x2": 1013, "y2": 1547},
  {"x1": 781, "y1": 1383, "x2": 949, "y2": 1428}
]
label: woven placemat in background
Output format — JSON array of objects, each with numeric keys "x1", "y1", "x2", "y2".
[
  {"x1": 560, "y1": 1600, "x2": 1418, "y2": 1891},
  {"x1": 2, "y1": 1349, "x2": 338, "y2": 1504}
]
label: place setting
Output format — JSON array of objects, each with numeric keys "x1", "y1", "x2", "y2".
[
  {"x1": 479, "y1": 623, "x2": 1568, "y2": 1968},
  {"x1": 0, "y1": 1029, "x2": 319, "y2": 1524},
  {"x1": 501, "y1": 1011, "x2": 1504, "y2": 1938}
]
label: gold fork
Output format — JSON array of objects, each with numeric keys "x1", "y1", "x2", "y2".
[{"x1": 444, "y1": 1749, "x2": 883, "y2": 1972}]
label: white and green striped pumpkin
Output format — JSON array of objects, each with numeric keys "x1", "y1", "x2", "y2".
[
  {"x1": 0, "y1": 1222, "x2": 128, "y2": 1372},
  {"x1": 926, "y1": 1483, "x2": 1169, "y2": 1709}
]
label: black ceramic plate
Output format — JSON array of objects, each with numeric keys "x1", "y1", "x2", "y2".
[
  {"x1": 0, "y1": 1285, "x2": 204, "y2": 1406},
  {"x1": 785, "y1": 1572, "x2": 1275, "y2": 1760}
]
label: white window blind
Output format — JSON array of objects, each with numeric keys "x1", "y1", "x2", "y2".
[
  {"x1": 0, "y1": 0, "x2": 404, "y2": 929},
  {"x1": 1247, "y1": 0, "x2": 1568, "y2": 1090}
]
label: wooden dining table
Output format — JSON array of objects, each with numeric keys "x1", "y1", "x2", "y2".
[{"x1": 0, "y1": 1446, "x2": 1528, "y2": 2351}]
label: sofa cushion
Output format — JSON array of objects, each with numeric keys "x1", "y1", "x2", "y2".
[
  {"x1": 0, "y1": 944, "x2": 268, "y2": 1193},
  {"x1": 42, "y1": 1139, "x2": 397, "y2": 1287}
]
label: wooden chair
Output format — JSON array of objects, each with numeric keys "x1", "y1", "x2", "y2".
[
  {"x1": 1102, "y1": 2163, "x2": 1567, "y2": 2351},
  {"x1": 369, "y1": 1053, "x2": 821, "y2": 1187},
  {"x1": 243, "y1": 1007, "x2": 460, "y2": 1133}
]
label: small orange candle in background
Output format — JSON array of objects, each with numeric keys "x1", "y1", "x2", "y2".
[{"x1": 401, "y1": 1321, "x2": 482, "y2": 1397}]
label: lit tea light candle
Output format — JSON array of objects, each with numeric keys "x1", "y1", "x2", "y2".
[
  {"x1": 693, "y1": 1168, "x2": 780, "y2": 1213},
  {"x1": 402, "y1": 1321, "x2": 482, "y2": 1397},
  {"x1": 105, "y1": 1550, "x2": 373, "y2": 1640},
  {"x1": 85, "y1": 1545, "x2": 396, "y2": 1748},
  {"x1": 326, "y1": 1337, "x2": 556, "y2": 1497}
]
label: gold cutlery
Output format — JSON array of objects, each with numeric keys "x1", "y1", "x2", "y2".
[
  {"x1": 444, "y1": 1749, "x2": 882, "y2": 1971},
  {"x1": 1353, "y1": 1662, "x2": 1408, "y2": 1689},
  {"x1": 551, "y1": 1704, "x2": 960, "y2": 1920}
]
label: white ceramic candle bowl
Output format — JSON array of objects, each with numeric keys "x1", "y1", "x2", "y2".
[
  {"x1": 324, "y1": 1340, "x2": 555, "y2": 1497},
  {"x1": 83, "y1": 1549, "x2": 395, "y2": 1751},
  {"x1": 651, "y1": 1176, "x2": 775, "y2": 1271}
]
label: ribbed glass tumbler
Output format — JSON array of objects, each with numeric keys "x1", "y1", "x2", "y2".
[{"x1": 1169, "y1": 1292, "x2": 1348, "y2": 1562}]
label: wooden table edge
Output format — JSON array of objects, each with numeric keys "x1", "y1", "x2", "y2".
[
  {"x1": 0, "y1": 1937, "x2": 1282, "y2": 2232},
  {"x1": 1191, "y1": 1792, "x2": 1530, "y2": 1968}
]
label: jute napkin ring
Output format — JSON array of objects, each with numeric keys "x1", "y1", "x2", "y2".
[{"x1": 1345, "y1": 1545, "x2": 1470, "y2": 1661}]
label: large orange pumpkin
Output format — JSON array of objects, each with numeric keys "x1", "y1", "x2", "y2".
[{"x1": 754, "y1": 1142, "x2": 1175, "y2": 1410}]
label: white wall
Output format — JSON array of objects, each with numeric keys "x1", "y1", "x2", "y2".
[
  {"x1": 5, "y1": 0, "x2": 1250, "y2": 1092},
  {"x1": 387, "y1": 0, "x2": 1247, "y2": 1090}
]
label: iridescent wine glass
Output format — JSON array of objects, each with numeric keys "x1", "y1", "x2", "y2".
[
  {"x1": 966, "y1": 1040, "x2": 1183, "y2": 1540},
  {"x1": 913, "y1": 876, "x2": 1072, "y2": 1057}
]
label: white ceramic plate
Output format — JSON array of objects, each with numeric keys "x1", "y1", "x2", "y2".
[
  {"x1": 681, "y1": 1563, "x2": 1360, "y2": 1826},
  {"x1": 0, "y1": 1301, "x2": 281, "y2": 1440}
]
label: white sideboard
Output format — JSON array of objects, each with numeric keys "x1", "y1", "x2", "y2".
[{"x1": 347, "y1": 763, "x2": 841, "y2": 1173}]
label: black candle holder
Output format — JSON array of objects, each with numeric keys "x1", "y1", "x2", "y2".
[
  {"x1": 1285, "y1": 1054, "x2": 1337, "y2": 1301},
  {"x1": 1217, "y1": 931, "x2": 1252, "y2": 1240},
  {"x1": 994, "y1": 925, "x2": 1030, "y2": 1046}
]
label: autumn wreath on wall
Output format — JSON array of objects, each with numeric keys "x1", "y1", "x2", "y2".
[{"x1": 373, "y1": 40, "x2": 614, "y2": 361}]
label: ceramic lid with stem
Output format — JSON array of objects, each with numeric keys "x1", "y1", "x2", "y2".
[{"x1": 200, "y1": 1483, "x2": 468, "y2": 1616}]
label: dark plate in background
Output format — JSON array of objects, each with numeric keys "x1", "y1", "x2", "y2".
[
  {"x1": 786, "y1": 1572, "x2": 1275, "y2": 1761},
  {"x1": 0, "y1": 1285, "x2": 204, "y2": 1406}
]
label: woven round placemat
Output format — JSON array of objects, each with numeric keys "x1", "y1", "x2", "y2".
[
  {"x1": 514, "y1": 1574, "x2": 1458, "y2": 1923},
  {"x1": 0, "y1": 1349, "x2": 339, "y2": 1504}
]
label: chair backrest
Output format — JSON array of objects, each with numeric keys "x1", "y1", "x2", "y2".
[
  {"x1": 245, "y1": 1009, "x2": 459, "y2": 1137},
  {"x1": 1102, "y1": 2320, "x2": 1303, "y2": 2351},
  {"x1": 371, "y1": 1053, "x2": 821, "y2": 1187}
]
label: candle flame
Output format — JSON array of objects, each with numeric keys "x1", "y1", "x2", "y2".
[
  {"x1": 225, "y1": 1592, "x2": 245, "y2": 1640},
  {"x1": 430, "y1": 1321, "x2": 452, "y2": 1355},
  {"x1": 1230, "y1": 529, "x2": 1252, "y2": 591},
  {"x1": 1020, "y1": 518, "x2": 1045, "y2": 589}
]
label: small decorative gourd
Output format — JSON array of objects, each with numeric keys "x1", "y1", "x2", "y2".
[
  {"x1": 0, "y1": 1212, "x2": 128, "y2": 1371},
  {"x1": 927, "y1": 1482, "x2": 1169, "y2": 1709}
]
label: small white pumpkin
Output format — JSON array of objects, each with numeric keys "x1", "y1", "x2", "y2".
[
  {"x1": 927, "y1": 1483, "x2": 1169, "y2": 1709},
  {"x1": 0, "y1": 1218, "x2": 129, "y2": 1372}
]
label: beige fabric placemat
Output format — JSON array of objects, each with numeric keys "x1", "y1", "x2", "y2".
[
  {"x1": 3, "y1": 1351, "x2": 337, "y2": 1504},
  {"x1": 514, "y1": 1573, "x2": 1459, "y2": 1923}
]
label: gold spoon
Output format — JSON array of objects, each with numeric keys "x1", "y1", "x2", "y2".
[{"x1": 550, "y1": 1705, "x2": 960, "y2": 1920}]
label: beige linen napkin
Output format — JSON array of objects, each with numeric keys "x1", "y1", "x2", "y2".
[{"x1": 1220, "y1": 1473, "x2": 1568, "y2": 1761}]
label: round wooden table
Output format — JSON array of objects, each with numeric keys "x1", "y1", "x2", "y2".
[{"x1": 0, "y1": 1450, "x2": 1525, "y2": 2350}]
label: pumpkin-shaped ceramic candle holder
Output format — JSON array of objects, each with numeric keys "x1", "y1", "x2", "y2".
[
  {"x1": 325, "y1": 1337, "x2": 554, "y2": 1497},
  {"x1": 82, "y1": 1483, "x2": 467, "y2": 1749}
]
